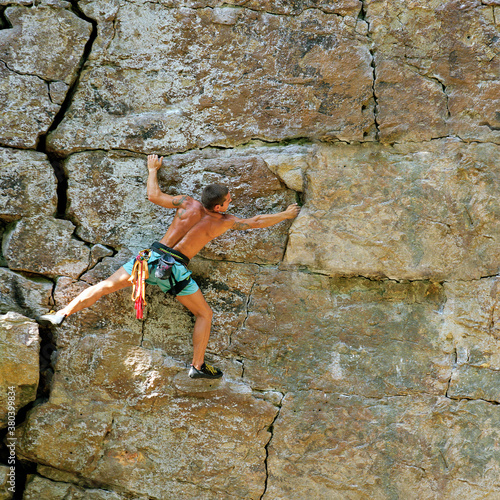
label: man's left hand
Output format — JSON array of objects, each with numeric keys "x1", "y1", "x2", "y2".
[{"x1": 148, "y1": 154, "x2": 163, "y2": 171}]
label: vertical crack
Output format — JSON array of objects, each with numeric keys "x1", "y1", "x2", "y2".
[
  {"x1": 36, "y1": 2, "x2": 98, "y2": 219},
  {"x1": 359, "y1": 1, "x2": 380, "y2": 141},
  {"x1": 446, "y1": 347, "x2": 458, "y2": 398},
  {"x1": 260, "y1": 393, "x2": 284, "y2": 500}
]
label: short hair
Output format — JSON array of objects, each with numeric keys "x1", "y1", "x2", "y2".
[{"x1": 201, "y1": 184, "x2": 229, "y2": 210}]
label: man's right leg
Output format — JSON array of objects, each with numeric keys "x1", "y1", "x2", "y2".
[
  {"x1": 176, "y1": 289, "x2": 222, "y2": 379},
  {"x1": 40, "y1": 267, "x2": 132, "y2": 325}
]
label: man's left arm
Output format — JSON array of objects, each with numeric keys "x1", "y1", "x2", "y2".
[{"x1": 230, "y1": 204, "x2": 300, "y2": 230}]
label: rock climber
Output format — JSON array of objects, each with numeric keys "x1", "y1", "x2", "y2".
[{"x1": 40, "y1": 154, "x2": 301, "y2": 379}]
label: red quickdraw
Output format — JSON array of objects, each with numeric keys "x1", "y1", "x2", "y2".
[{"x1": 128, "y1": 249, "x2": 151, "y2": 319}]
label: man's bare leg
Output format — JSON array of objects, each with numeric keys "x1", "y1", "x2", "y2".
[
  {"x1": 39, "y1": 267, "x2": 132, "y2": 324},
  {"x1": 176, "y1": 290, "x2": 222, "y2": 378}
]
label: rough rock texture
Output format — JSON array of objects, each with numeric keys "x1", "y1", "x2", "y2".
[
  {"x1": 0, "y1": 1, "x2": 92, "y2": 148},
  {"x1": 1, "y1": 0, "x2": 500, "y2": 498},
  {"x1": 285, "y1": 140, "x2": 500, "y2": 280},
  {"x1": 47, "y1": 2, "x2": 374, "y2": 154},
  {"x1": 0, "y1": 148, "x2": 57, "y2": 221},
  {"x1": 0, "y1": 465, "x2": 14, "y2": 500},
  {"x1": 0, "y1": 312, "x2": 40, "y2": 429}
]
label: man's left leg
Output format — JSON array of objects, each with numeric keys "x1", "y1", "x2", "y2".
[{"x1": 176, "y1": 289, "x2": 222, "y2": 379}]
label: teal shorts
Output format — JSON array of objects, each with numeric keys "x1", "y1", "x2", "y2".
[{"x1": 123, "y1": 251, "x2": 199, "y2": 296}]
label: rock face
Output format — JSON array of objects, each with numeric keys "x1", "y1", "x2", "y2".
[
  {"x1": 0, "y1": 1, "x2": 92, "y2": 148},
  {"x1": 1, "y1": 0, "x2": 500, "y2": 499},
  {"x1": 0, "y1": 313, "x2": 40, "y2": 429}
]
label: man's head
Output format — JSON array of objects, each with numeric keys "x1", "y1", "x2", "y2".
[{"x1": 201, "y1": 184, "x2": 230, "y2": 212}]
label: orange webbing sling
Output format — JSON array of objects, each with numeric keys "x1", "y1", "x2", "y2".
[{"x1": 128, "y1": 249, "x2": 151, "y2": 319}]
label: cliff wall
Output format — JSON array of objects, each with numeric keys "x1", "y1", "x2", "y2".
[{"x1": 1, "y1": 1, "x2": 500, "y2": 498}]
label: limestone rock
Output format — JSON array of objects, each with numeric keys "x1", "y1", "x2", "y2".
[
  {"x1": 264, "y1": 393, "x2": 500, "y2": 499},
  {"x1": 0, "y1": 268, "x2": 53, "y2": 319},
  {"x1": 24, "y1": 475, "x2": 127, "y2": 500},
  {"x1": 3, "y1": 217, "x2": 91, "y2": 278},
  {"x1": 64, "y1": 151, "x2": 173, "y2": 251},
  {"x1": 17, "y1": 394, "x2": 276, "y2": 499},
  {"x1": 229, "y1": 269, "x2": 450, "y2": 396},
  {"x1": 367, "y1": 0, "x2": 500, "y2": 144},
  {"x1": 0, "y1": 2, "x2": 92, "y2": 84},
  {"x1": 0, "y1": 148, "x2": 57, "y2": 222},
  {"x1": 0, "y1": 465, "x2": 14, "y2": 500},
  {"x1": 0, "y1": 2, "x2": 92, "y2": 148},
  {"x1": 285, "y1": 140, "x2": 500, "y2": 280},
  {"x1": 49, "y1": 336, "x2": 181, "y2": 407},
  {"x1": 16, "y1": 403, "x2": 113, "y2": 475},
  {"x1": 51, "y1": 279, "x2": 142, "y2": 349},
  {"x1": 0, "y1": 62, "x2": 59, "y2": 149},
  {"x1": 0, "y1": 312, "x2": 40, "y2": 429},
  {"x1": 48, "y1": 5, "x2": 373, "y2": 154},
  {"x1": 442, "y1": 278, "x2": 500, "y2": 403}
]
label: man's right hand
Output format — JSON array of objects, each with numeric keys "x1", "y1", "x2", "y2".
[
  {"x1": 284, "y1": 203, "x2": 301, "y2": 219},
  {"x1": 148, "y1": 154, "x2": 163, "y2": 171}
]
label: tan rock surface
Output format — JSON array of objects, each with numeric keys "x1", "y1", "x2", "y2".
[
  {"x1": 2, "y1": 0, "x2": 500, "y2": 497},
  {"x1": 48, "y1": 3, "x2": 373, "y2": 154},
  {"x1": 264, "y1": 392, "x2": 500, "y2": 499},
  {"x1": 0, "y1": 465, "x2": 13, "y2": 500},
  {"x1": 366, "y1": 0, "x2": 500, "y2": 144},
  {"x1": 0, "y1": 148, "x2": 57, "y2": 221},
  {"x1": 0, "y1": 268, "x2": 53, "y2": 319},
  {"x1": 23, "y1": 475, "x2": 127, "y2": 500},
  {"x1": 0, "y1": 312, "x2": 39, "y2": 429},
  {"x1": 0, "y1": 1, "x2": 92, "y2": 148},
  {"x1": 17, "y1": 394, "x2": 277, "y2": 499},
  {"x1": 286, "y1": 140, "x2": 500, "y2": 280},
  {"x1": 64, "y1": 148, "x2": 297, "y2": 262},
  {"x1": 3, "y1": 217, "x2": 90, "y2": 278}
]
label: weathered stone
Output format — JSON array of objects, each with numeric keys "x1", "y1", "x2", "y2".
[
  {"x1": 89, "y1": 244, "x2": 114, "y2": 269},
  {"x1": 0, "y1": 148, "x2": 57, "y2": 222},
  {"x1": 229, "y1": 269, "x2": 450, "y2": 396},
  {"x1": 367, "y1": 0, "x2": 500, "y2": 144},
  {"x1": 0, "y1": 465, "x2": 14, "y2": 500},
  {"x1": 0, "y1": 2, "x2": 91, "y2": 83},
  {"x1": 286, "y1": 140, "x2": 500, "y2": 280},
  {"x1": 64, "y1": 151, "x2": 173, "y2": 251},
  {"x1": 442, "y1": 278, "x2": 500, "y2": 403},
  {"x1": 48, "y1": 5, "x2": 373, "y2": 154},
  {"x1": 0, "y1": 2, "x2": 92, "y2": 148},
  {"x1": 16, "y1": 403, "x2": 113, "y2": 475},
  {"x1": 265, "y1": 393, "x2": 500, "y2": 499},
  {"x1": 85, "y1": 395, "x2": 276, "y2": 499},
  {"x1": 0, "y1": 62, "x2": 59, "y2": 148},
  {"x1": 3, "y1": 217, "x2": 90, "y2": 278},
  {"x1": 0, "y1": 268, "x2": 53, "y2": 319},
  {"x1": 17, "y1": 394, "x2": 276, "y2": 499},
  {"x1": 0, "y1": 312, "x2": 39, "y2": 429},
  {"x1": 49, "y1": 336, "x2": 181, "y2": 407},
  {"x1": 23, "y1": 475, "x2": 128, "y2": 500}
]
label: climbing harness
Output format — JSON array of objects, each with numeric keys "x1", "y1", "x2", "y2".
[{"x1": 128, "y1": 249, "x2": 151, "y2": 319}]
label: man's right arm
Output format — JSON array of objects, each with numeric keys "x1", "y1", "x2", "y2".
[
  {"x1": 230, "y1": 204, "x2": 301, "y2": 230},
  {"x1": 146, "y1": 154, "x2": 190, "y2": 209}
]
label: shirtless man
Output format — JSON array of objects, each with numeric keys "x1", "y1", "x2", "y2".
[{"x1": 40, "y1": 154, "x2": 300, "y2": 379}]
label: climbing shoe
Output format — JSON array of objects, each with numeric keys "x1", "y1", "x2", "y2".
[
  {"x1": 189, "y1": 363, "x2": 223, "y2": 379},
  {"x1": 38, "y1": 311, "x2": 67, "y2": 326}
]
